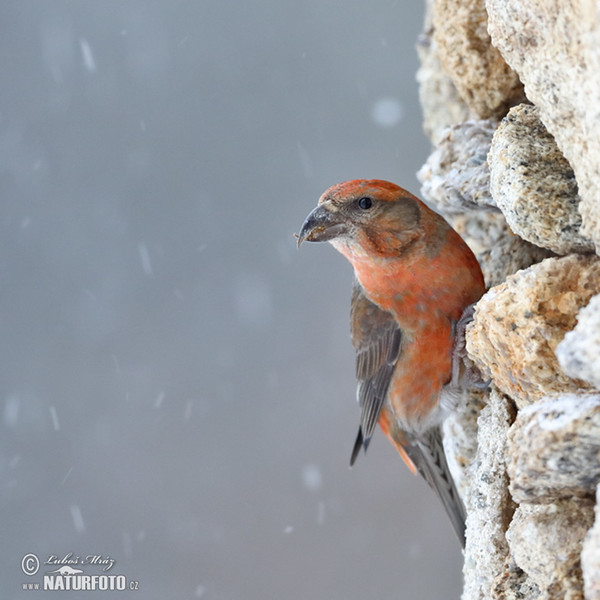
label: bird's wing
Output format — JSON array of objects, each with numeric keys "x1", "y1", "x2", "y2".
[{"x1": 349, "y1": 279, "x2": 402, "y2": 466}]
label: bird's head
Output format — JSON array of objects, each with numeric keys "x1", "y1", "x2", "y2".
[{"x1": 297, "y1": 179, "x2": 431, "y2": 259}]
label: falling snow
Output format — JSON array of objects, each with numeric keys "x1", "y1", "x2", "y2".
[
  {"x1": 70, "y1": 504, "x2": 86, "y2": 534},
  {"x1": 61, "y1": 466, "x2": 74, "y2": 486},
  {"x1": 138, "y1": 242, "x2": 153, "y2": 276},
  {"x1": 79, "y1": 38, "x2": 97, "y2": 72},
  {"x1": 3, "y1": 4, "x2": 448, "y2": 599},
  {"x1": 301, "y1": 464, "x2": 322, "y2": 492},
  {"x1": 371, "y1": 97, "x2": 404, "y2": 127},
  {"x1": 4, "y1": 395, "x2": 20, "y2": 428},
  {"x1": 49, "y1": 405, "x2": 60, "y2": 431},
  {"x1": 155, "y1": 391, "x2": 165, "y2": 409}
]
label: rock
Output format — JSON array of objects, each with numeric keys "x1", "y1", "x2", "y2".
[
  {"x1": 486, "y1": 0, "x2": 600, "y2": 253},
  {"x1": 443, "y1": 388, "x2": 487, "y2": 499},
  {"x1": 582, "y1": 484, "x2": 600, "y2": 600},
  {"x1": 466, "y1": 255, "x2": 600, "y2": 408},
  {"x1": 432, "y1": 0, "x2": 524, "y2": 119},
  {"x1": 416, "y1": 0, "x2": 473, "y2": 143},
  {"x1": 488, "y1": 104, "x2": 594, "y2": 255},
  {"x1": 491, "y1": 560, "x2": 541, "y2": 600},
  {"x1": 507, "y1": 395, "x2": 600, "y2": 504},
  {"x1": 418, "y1": 120, "x2": 498, "y2": 213},
  {"x1": 506, "y1": 501, "x2": 593, "y2": 600},
  {"x1": 462, "y1": 389, "x2": 516, "y2": 600},
  {"x1": 556, "y1": 294, "x2": 600, "y2": 390}
]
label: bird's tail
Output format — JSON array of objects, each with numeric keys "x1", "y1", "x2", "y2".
[{"x1": 405, "y1": 426, "x2": 466, "y2": 548}]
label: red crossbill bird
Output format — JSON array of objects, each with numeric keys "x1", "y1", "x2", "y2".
[{"x1": 297, "y1": 179, "x2": 486, "y2": 546}]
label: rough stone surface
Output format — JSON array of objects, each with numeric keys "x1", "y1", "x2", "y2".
[
  {"x1": 486, "y1": 0, "x2": 600, "y2": 253},
  {"x1": 507, "y1": 501, "x2": 594, "y2": 600},
  {"x1": 466, "y1": 255, "x2": 600, "y2": 408},
  {"x1": 491, "y1": 560, "x2": 541, "y2": 600},
  {"x1": 432, "y1": 0, "x2": 524, "y2": 119},
  {"x1": 556, "y1": 294, "x2": 600, "y2": 390},
  {"x1": 416, "y1": 0, "x2": 473, "y2": 143},
  {"x1": 415, "y1": 5, "x2": 600, "y2": 599},
  {"x1": 462, "y1": 389, "x2": 515, "y2": 600},
  {"x1": 582, "y1": 484, "x2": 600, "y2": 600},
  {"x1": 488, "y1": 104, "x2": 594, "y2": 255},
  {"x1": 443, "y1": 388, "x2": 487, "y2": 499},
  {"x1": 507, "y1": 395, "x2": 600, "y2": 504},
  {"x1": 418, "y1": 120, "x2": 497, "y2": 212}
]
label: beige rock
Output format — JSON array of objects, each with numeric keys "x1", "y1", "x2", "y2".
[
  {"x1": 507, "y1": 395, "x2": 600, "y2": 504},
  {"x1": 462, "y1": 389, "x2": 515, "y2": 600},
  {"x1": 582, "y1": 484, "x2": 600, "y2": 600},
  {"x1": 432, "y1": 0, "x2": 524, "y2": 119},
  {"x1": 416, "y1": 0, "x2": 473, "y2": 143},
  {"x1": 488, "y1": 104, "x2": 594, "y2": 255},
  {"x1": 486, "y1": 0, "x2": 600, "y2": 253},
  {"x1": 491, "y1": 559, "x2": 541, "y2": 600},
  {"x1": 418, "y1": 120, "x2": 498, "y2": 213},
  {"x1": 556, "y1": 294, "x2": 600, "y2": 390},
  {"x1": 466, "y1": 255, "x2": 600, "y2": 408},
  {"x1": 507, "y1": 501, "x2": 593, "y2": 600}
]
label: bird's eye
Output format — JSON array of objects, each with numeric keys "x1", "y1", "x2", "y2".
[{"x1": 357, "y1": 197, "x2": 372, "y2": 210}]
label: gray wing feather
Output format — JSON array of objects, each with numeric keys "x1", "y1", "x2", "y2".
[{"x1": 349, "y1": 280, "x2": 402, "y2": 465}]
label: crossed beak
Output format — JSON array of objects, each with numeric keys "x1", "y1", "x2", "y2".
[{"x1": 297, "y1": 204, "x2": 347, "y2": 247}]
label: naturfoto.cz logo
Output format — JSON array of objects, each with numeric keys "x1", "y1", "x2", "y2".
[{"x1": 21, "y1": 553, "x2": 139, "y2": 592}]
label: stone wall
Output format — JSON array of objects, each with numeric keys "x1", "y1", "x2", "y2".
[{"x1": 415, "y1": 2, "x2": 600, "y2": 599}]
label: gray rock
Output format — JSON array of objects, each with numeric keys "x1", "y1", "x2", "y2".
[
  {"x1": 507, "y1": 501, "x2": 593, "y2": 600},
  {"x1": 582, "y1": 484, "x2": 600, "y2": 600},
  {"x1": 418, "y1": 120, "x2": 498, "y2": 213},
  {"x1": 488, "y1": 104, "x2": 594, "y2": 255},
  {"x1": 556, "y1": 294, "x2": 600, "y2": 389},
  {"x1": 487, "y1": 0, "x2": 600, "y2": 254},
  {"x1": 461, "y1": 389, "x2": 515, "y2": 600},
  {"x1": 507, "y1": 395, "x2": 600, "y2": 503}
]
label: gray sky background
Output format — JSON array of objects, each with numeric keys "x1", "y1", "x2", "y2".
[{"x1": 1, "y1": 2, "x2": 463, "y2": 598}]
